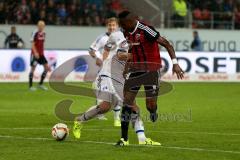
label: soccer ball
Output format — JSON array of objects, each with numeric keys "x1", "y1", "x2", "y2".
[
  {"x1": 51, "y1": 123, "x2": 69, "y2": 141},
  {"x1": 17, "y1": 41, "x2": 23, "y2": 48}
]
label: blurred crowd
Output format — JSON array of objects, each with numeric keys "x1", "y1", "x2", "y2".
[
  {"x1": 172, "y1": 0, "x2": 240, "y2": 29},
  {"x1": 1, "y1": 0, "x2": 240, "y2": 29},
  {"x1": 0, "y1": 0, "x2": 124, "y2": 26}
]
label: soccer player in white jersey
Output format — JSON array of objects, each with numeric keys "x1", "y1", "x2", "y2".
[
  {"x1": 88, "y1": 18, "x2": 121, "y2": 126},
  {"x1": 73, "y1": 30, "x2": 160, "y2": 146}
]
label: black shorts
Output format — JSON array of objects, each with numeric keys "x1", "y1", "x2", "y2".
[
  {"x1": 124, "y1": 71, "x2": 160, "y2": 98},
  {"x1": 30, "y1": 55, "x2": 48, "y2": 66}
]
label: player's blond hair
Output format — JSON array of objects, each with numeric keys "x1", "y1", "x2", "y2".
[
  {"x1": 38, "y1": 20, "x2": 45, "y2": 26},
  {"x1": 106, "y1": 17, "x2": 118, "y2": 25}
]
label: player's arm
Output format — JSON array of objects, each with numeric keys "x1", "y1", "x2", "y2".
[
  {"x1": 144, "y1": 26, "x2": 184, "y2": 79},
  {"x1": 157, "y1": 36, "x2": 184, "y2": 79},
  {"x1": 89, "y1": 48, "x2": 102, "y2": 66},
  {"x1": 102, "y1": 49, "x2": 109, "y2": 61},
  {"x1": 89, "y1": 35, "x2": 105, "y2": 66},
  {"x1": 31, "y1": 42, "x2": 39, "y2": 59},
  {"x1": 117, "y1": 52, "x2": 131, "y2": 79},
  {"x1": 117, "y1": 39, "x2": 131, "y2": 61},
  {"x1": 30, "y1": 31, "x2": 39, "y2": 59},
  {"x1": 88, "y1": 48, "x2": 97, "y2": 58},
  {"x1": 117, "y1": 51, "x2": 132, "y2": 61}
]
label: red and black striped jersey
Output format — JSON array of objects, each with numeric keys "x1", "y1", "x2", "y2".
[
  {"x1": 30, "y1": 30, "x2": 45, "y2": 56},
  {"x1": 124, "y1": 21, "x2": 161, "y2": 71}
]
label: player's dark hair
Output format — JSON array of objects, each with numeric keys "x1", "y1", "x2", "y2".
[{"x1": 118, "y1": 10, "x2": 131, "y2": 19}]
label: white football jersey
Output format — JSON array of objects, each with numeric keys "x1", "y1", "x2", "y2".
[
  {"x1": 98, "y1": 30, "x2": 129, "y2": 83},
  {"x1": 89, "y1": 32, "x2": 110, "y2": 58}
]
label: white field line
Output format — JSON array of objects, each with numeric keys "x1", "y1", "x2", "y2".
[
  {"x1": 0, "y1": 127, "x2": 240, "y2": 136},
  {"x1": 0, "y1": 135, "x2": 240, "y2": 155}
]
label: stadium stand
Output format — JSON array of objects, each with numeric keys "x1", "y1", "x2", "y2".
[
  {"x1": 0, "y1": 0, "x2": 240, "y2": 29},
  {"x1": 0, "y1": 0, "x2": 124, "y2": 26}
]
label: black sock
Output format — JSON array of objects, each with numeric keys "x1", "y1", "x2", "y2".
[
  {"x1": 29, "y1": 72, "x2": 33, "y2": 87},
  {"x1": 147, "y1": 105, "x2": 157, "y2": 113},
  {"x1": 147, "y1": 106, "x2": 158, "y2": 122},
  {"x1": 121, "y1": 105, "x2": 132, "y2": 141},
  {"x1": 39, "y1": 71, "x2": 47, "y2": 85}
]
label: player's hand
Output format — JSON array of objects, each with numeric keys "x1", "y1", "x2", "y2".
[
  {"x1": 34, "y1": 53, "x2": 40, "y2": 59},
  {"x1": 96, "y1": 58, "x2": 103, "y2": 66},
  {"x1": 172, "y1": 64, "x2": 184, "y2": 79},
  {"x1": 123, "y1": 70, "x2": 128, "y2": 79},
  {"x1": 127, "y1": 40, "x2": 140, "y2": 49},
  {"x1": 127, "y1": 53, "x2": 133, "y2": 61}
]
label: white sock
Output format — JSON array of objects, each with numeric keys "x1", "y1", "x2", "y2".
[
  {"x1": 113, "y1": 105, "x2": 121, "y2": 121},
  {"x1": 77, "y1": 105, "x2": 101, "y2": 122},
  {"x1": 134, "y1": 118, "x2": 146, "y2": 142},
  {"x1": 87, "y1": 106, "x2": 105, "y2": 119}
]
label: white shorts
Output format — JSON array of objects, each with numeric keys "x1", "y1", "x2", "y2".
[{"x1": 93, "y1": 75, "x2": 123, "y2": 107}]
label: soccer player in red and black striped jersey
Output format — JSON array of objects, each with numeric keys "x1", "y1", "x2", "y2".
[
  {"x1": 29, "y1": 21, "x2": 50, "y2": 91},
  {"x1": 116, "y1": 11, "x2": 184, "y2": 146}
]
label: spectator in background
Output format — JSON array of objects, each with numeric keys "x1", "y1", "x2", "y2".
[
  {"x1": 213, "y1": 0, "x2": 224, "y2": 29},
  {"x1": 192, "y1": 2, "x2": 211, "y2": 28},
  {"x1": 67, "y1": 3, "x2": 78, "y2": 24},
  {"x1": 16, "y1": 0, "x2": 31, "y2": 24},
  {"x1": 89, "y1": 4, "x2": 101, "y2": 26},
  {"x1": 0, "y1": 0, "x2": 123, "y2": 26},
  {"x1": 191, "y1": 31, "x2": 202, "y2": 51},
  {"x1": 88, "y1": 0, "x2": 103, "y2": 11},
  {"x1": 4, "y1": 26, "x2": 24, "y2": 49},
  {"x1": 39, "y1": 10, "x2": 47, "y2": 22},
  {"x1": 172, "y1": 0, "x2": 187, "y2": 27},
  {"x1": 104, "y1": 4, "x2": 117, "y2": 19},
  {"x1": 46, "y1": 13, "x2": 55, "y2": 25},
  {"x1": 0, "y1": 2, "x2": 6, "y2": 24},
  {"x1": 57, "y1": 3, "x2": 67, "y2": 24},
  {"x1": 223, "y1": 0, "x2": 234, "y2": 29},
  {"x1": 29, "y1": 1, "x2": 39, "y2": 24},
  {"x1": 235, "y1": 3, "x2": 240, "y2": 29},
  {"x1": 110, "y1": 0, "x2": 123, "y2": 14},
  {"x1": 46, "y1": 0, "x2": 56, "y2": 15}
]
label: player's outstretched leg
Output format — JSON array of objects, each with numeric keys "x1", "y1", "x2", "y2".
[
  {"x1": 73, "y1": 101, "x2": 111, "y2": 139},
  {"x1": 113, "y1": 104, "x2": 121, "y2": 127},
  {"x1": 87, "y1": 105, "x2": 108, "y2": 121}
]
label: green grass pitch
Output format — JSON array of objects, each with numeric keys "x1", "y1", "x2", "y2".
[{"x1": 0, "y1": 82, "x2": 240, "y2": 160}]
